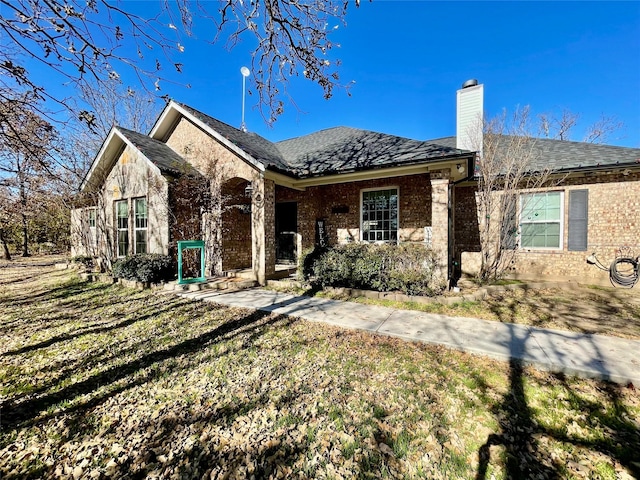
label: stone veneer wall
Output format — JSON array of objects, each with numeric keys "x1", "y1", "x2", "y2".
[
  {"x1": 164, "y1": 117, "x2": 257, "y2": 181},
  {"x1": 102, "y1": 144, "x2": 169, "y2": 259}
]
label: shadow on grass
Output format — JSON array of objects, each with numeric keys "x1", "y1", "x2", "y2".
[
  {"x1": 484, "y1": 285, "x2": 640, "y2": 338},
  {"x1": 476, "y1": 359, "x2": 558, "y2": 479},
  {"x1": 1, "y1": 307, "x2": 294, "y2": 431},
  {"x1": 3, "y1": 297, "x2": 186, "y2": 356},
  {"x1": 475, "y1": 328, "x2": 640, "y2": 479}
]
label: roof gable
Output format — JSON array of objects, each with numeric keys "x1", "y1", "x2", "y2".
[
  {"x1": 174, "y1": 103, "x2": 290, "y2": 172},
  {"x1": 116, "y1": 127, "x2": 195, "y2": 176},
  {"x1": 80, "y1": 126, "x2": 194, "y2": 193}
]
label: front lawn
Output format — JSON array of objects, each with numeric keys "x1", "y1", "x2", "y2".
[
  {"x1": 302, "y1": 285, "x2": 640, "y2": 340},
  {"x1": 1, "y1": 262, "x2": 639, "y2": 479}
]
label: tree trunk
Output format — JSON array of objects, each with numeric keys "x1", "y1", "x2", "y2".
[
  {"x1": 0, "y1": 229, "x2": 11, "y2": 260},
  {"x1": 21, "y1": 211, "x2": 29, "y2": 257},
  {"x1": 18, "y1": 165, "x2": 30, "y2": 257}
]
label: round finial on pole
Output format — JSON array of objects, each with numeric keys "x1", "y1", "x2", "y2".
[{"x1": 240, "y1": 67, "x2": 251, "y2": 132}]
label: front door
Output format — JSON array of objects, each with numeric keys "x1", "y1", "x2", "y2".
[{"x1": 275, "y1": 202, "x2": 297, "y2": 264}]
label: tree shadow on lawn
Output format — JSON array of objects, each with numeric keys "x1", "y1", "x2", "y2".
[
  {"x1": 2, "y1": 278, "x2": 113, "y2": 310},
  {"x1": 485, "y1": 286, "x2": 640, "y2": 338},
  {"x1": 1, "y1": 307, "x2": 296, "y2": 432},
  {"x1": 79, "y1": 352, "x2": 312, "y2": 480},
  {"x1": 475, "y1": 326, "x2": 640, "y2": 479},
  {"x1": 3, "y1": 296, "x2": 187, "y2": 357},
  {"x1": 3, "y1": 302, "x2": 197, "y2": 406}
]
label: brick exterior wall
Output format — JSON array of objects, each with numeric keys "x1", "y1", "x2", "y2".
[
  {"x1": 453, "y1": 172, "x2": 640, "y2": 284},
  {"x1": 221, "y1": 185, "x2": 252, "y2": 270},
  {"x1": 453, "y1": 185, "x2": 481, "y2": 253},
  {"x1": 511, "y1": 173, "x2": 640, "y2": 283},
  {"x1": 275, "y1": 174, "x2": 435, "y2": 253}
]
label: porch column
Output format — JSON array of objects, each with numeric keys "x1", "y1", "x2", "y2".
[
  {"x1": 251, "y1": 176, "x2": 276, "y2": 285},
  {"x1": 430, "y1": 174, "x2": 450, "y2": 285}
]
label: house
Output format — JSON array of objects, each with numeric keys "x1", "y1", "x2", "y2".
[{"x1": 72, "y1": 82, "x2": 640, "y2": 287}]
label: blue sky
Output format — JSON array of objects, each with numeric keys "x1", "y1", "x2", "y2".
[
  {"x1": 24, "y1": 1, "x2": 640, "y2": 147},
  {"x1": 163, "y1": 1, "x2": 640, "y2": 147}
]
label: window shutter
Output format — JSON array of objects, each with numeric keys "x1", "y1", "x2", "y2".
[{"x1": 568, "y1": 189, "x2": 588, "y2": 251}]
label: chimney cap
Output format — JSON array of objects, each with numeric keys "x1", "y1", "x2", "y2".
[{"x1": 461, "y1": 79, "x2": 479, "y2": 89}]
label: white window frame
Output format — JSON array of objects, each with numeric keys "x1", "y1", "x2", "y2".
[
  {"x1": 87, "y1": 207, "x2": 97, "y2": 247},
  {"x1": 519, "y1": 191, "x2": 564, "y2": 250},
  {"x1": 360, "y1": 186, "x2": 399, "y2": 243},
  {"x1": 115, "y1": 200, "x2": 129, "y2": 258},
  {"x1": 134, "y1": 197, "x2": 148, "y2": 254}
]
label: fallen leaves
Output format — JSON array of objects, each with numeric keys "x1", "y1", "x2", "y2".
[{"x1": 1, "y1": 265, "x2": 639, "y2": 479}]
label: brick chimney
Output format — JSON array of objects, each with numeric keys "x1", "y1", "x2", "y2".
[{"x1": 456, "y1": 79, "x2": 483, "y2": 155}]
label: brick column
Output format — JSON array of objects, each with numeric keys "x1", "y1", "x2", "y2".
[
  {"x1": 251, "y1": 176, "x2": 276, "y2": 285},
  {"x1": 430, "y1": 175, "x2": 450, "y2": 285},
  {"x1": 263, "y1": 179, "x2": 276, "y2": 280}
]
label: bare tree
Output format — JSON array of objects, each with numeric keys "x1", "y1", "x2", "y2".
[
  {"x1": 474, "y1": 107, "x2": 556, "y2": 282},
  {"x1": 538, "y1": 109, "x2": 579, "y2": 141},
  {"x1": 0, "y1": 186, "x2": 15, "y2": 259},
  {"x1": 474, "y1": 106, "x2": 624, "y2": 282},
  {"x1": 0, "y1": 96, "x2": 55, "y2": 256},
  {"x1": 0, "y1": 0, "x2": 355, "y2": 137},
  {"x1": 583, "y1": 113, "x2": 624, "y2": 144},
  {"x1": 65, "y1": 78, "x2": 161, "y2": 190}
]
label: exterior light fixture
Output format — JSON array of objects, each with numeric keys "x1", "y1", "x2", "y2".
[
  {"x1": 244, "y1": 182, "x2": 253, "y2": 198},
  {"x1": 456, "y1": 163, "x2": 465, "y2": 174}
]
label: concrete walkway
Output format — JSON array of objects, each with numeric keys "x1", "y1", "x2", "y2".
[{"x1": 177, "y1": 288, "x2": 640, "y2": 386}]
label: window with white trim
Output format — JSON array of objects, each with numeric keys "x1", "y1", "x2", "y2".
[
  {"x1": 87, "y1": 207, "x2": 97, "y2": 246},
  {"x1": 134, "y1": 197, "x2": 148, "y2": 254},
  {"x1": 361, "y1": 188, "x2": 398, "y2": 242},
  {"x1": 519, "y1": 191, "x2": 563, "y2": 249},
  {"x1": 115, "y1": 200, "x2": 129, "y2": 257}
]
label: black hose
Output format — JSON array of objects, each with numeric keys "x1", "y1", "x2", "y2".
[{"x1": 609, "y1": 257, "x2": 639, "y2": 288}]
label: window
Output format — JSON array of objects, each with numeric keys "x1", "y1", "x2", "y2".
[
  {"x1": 519, "y1": 192, "x2": 563, "y2": 249},
  {"x1": 134, "y1": 197, "x2": 148, "y2": 254},
  {"x1": 88, "y1": 208, "x2": 96, "y2": 228},
  {"x1": 116, "y1": 200, "x2": 129, "y2": 257},
  {"x1": 88, "y1": 208, "x2": 97, "y2": 246},
  {"x1": 361, "y1": 188, "x2": 398, "y2": 242}
]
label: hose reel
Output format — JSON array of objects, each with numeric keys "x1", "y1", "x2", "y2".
[{"x1": 587, "y1": 248, "x2": 639, "y2": 288}]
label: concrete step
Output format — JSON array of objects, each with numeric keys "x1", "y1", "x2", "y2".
[{"x1": 166, "y1": 277, "x2": 258, "y2": 292}]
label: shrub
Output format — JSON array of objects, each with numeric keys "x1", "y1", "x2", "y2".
[
  {"x1": 301, "y1": 243, "x2": 442, "y2": 296},
  {"x1": 386, "y1": 244, "x2": 439, "y2": 296},
  {"x1": 112, "y1": 254, "x2": 175, "y2": 284},
  {"x1": 71, "y1": 255, "x2": 94, "y2": 270},
  {"x1": 298, "y1": 246, "x2": 328, "y2": 281}
]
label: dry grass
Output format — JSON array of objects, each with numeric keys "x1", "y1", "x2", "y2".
[
  {"x1": 306, "y1": 284, "x2": 640, "y2": 340},
  {"x1": 1, "y1": 260, "x2": 639, "y2": 479}
]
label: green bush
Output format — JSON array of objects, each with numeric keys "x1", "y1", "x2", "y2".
[
  {"x1": 386, "y1": 244, "x2": 439, "y2": 296},
  {"x1": 112, "y1": 254, "x2": 175, "y2": 284},
  {"x1": 71, "y1": 255, "x2": 94, "y2": 270},
  {"x1": 300, "y1": 243, "x2": 442, "y2": 296}
]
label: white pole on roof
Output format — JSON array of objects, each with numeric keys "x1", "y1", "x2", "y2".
[{"x1": 240, "y1": 66, "x2": 250, "y2": 132}]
